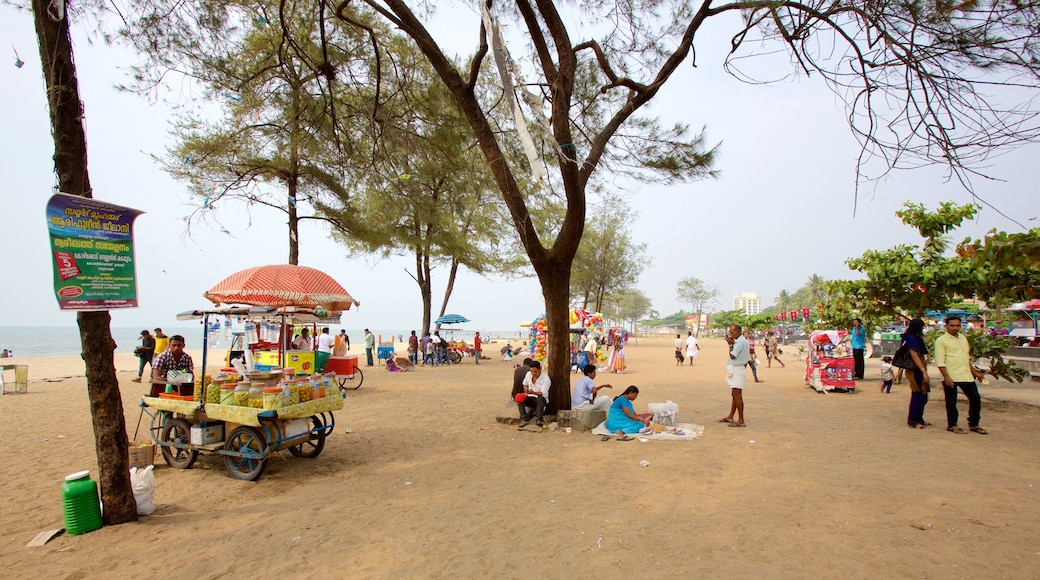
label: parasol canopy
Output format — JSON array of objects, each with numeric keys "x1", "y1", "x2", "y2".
[
  {"x1": 1007, "y1": 299, "x2": 1040, "y2": 311},
  {"x1": 434, "y1": 313, "x2": 470, "y2": 325},
  {"x1": 204, "y1": 264, "x2": 360, "y2": 311}
]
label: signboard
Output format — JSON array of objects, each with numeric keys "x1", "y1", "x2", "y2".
[{"x1": 46, "y1": 193, "x2": 143, "y2": 310}]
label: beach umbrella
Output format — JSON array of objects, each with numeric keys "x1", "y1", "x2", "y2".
[
  {"x1": 204, "y1": 264, "x2": 360, "y2": 311},
  {"x1": 434, "y1": 314, "x2": 470, "y2": 325}
]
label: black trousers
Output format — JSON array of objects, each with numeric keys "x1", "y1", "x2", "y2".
[
  {"x1": 517, "y1": 396, "x2": 546, "y2": 422},
  {"x1": 944, "y1": 381, "x2": 982, "y2": 428},
  {"x1": 853, "y1": 348, "x2": 865, "y2": 379}
]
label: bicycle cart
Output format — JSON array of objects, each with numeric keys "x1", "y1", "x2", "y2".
[{"x1": 142, "y1": 391, "x2": 343, "y2": 481}]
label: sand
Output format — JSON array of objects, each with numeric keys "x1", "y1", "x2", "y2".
[{"x1": 2, "y1": 336, "x2": 1039, "y2": 578}]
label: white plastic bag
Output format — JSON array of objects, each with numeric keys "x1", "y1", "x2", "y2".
[
  {"x1": 647, "y1": 400, "x2": 679, "y2": 426},
  {"x1": 130, "y1": 465, "x2": 156, "y2": 515}
]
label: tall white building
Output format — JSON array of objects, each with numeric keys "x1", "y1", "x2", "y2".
[{"x1": 733, "y1": 292, "x2": 762, "y2": 315}]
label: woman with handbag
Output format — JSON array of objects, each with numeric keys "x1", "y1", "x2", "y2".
[{"x1": 900, "y1": 318, "x2": 932, "y2": 428}]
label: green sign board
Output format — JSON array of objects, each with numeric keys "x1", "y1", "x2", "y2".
[{"x1": 46, "y1": 193, "x2": 143, "y2": 311}]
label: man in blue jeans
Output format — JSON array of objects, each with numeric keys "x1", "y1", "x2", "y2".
[
  {"x1": 934, "y1": 315, "x2": 988, "y2": 435},
  {"x1": 850, "y1": 318, "x2": 867, "y2": 379},
  {"x1": 364, "y1": 329, "x2": 375, "y2": 366}
]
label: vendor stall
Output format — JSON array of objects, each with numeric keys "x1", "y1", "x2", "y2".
[{"x1": 804, "y1": 330, "x2": 856, "y2": 392}]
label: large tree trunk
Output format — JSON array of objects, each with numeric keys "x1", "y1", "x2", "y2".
[
  {"x1": 536, "y1": 259, "x2": 574, "y2": 414},
  {"x1": 32, "y1": 0, "x2": 137, "y2": 525}
]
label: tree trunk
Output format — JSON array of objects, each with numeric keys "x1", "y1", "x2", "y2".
[
  {"x1": 287, "y1": 179, "x2": 300, "y2": 265},
  {"x1": 536, "y1": 260, "x2": 574, "y2": 414},
  {"x1": 415, "y1": 248, "x2": 433, "y2": 336},
  {"x1": 437, "y1": 258, "x2": 460, "y2": 321},
  {"x1": 32, "y1": 0, "x2": 136, "y2": 525}
]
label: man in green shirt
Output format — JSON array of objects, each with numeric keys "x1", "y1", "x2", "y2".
[{"x1": 934, "y1": 315, "x2": 987, "y2": 435}]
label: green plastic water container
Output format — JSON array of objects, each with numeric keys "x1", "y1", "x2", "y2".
[{"x1": 61, "y1": 471, "x2": 103, "y2": 535}]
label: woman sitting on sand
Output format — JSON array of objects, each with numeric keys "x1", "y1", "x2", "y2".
[{"x1": 606, "y1": 386, "x2": 652, "y2": 438}]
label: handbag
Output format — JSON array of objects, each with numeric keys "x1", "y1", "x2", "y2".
[{"x1": 891, "y1": 343, "x2": 917, "y2": 370}]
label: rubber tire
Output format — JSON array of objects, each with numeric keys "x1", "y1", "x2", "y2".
[
  {"x1": 449, "y1": 351, "x2": 462, "y2": 364},
  {"x1": 339, "y1": 368, "x2": 364, "y2": 392},
  {"x1": 224, "y1": 426, "x2": 268, "y2": 481},
  {"x1": 159, "y1": 417, "x2": 198, "y2": 469},
  {"x1": 287, "y1": 415, "x2": 326, "y2": 458}
]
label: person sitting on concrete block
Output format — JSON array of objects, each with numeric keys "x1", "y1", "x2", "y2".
[{"x1": 572, "y1": 364, "x2": 613, "y2": 412}]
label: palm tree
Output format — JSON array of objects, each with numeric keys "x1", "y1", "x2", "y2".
[
  {"x1": 776, "y1": 289, "x2": 792, "y2": 313},
  {"x1": 806, "y1": 274, "x2": 828, "y2": 305}
]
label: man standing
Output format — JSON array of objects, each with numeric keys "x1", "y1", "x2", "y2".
[
  {"x1": 150, "y1": 334, "x2": 194, "y2": 397},
  {"x1": 518, "y1": 360, "x2": 551, "y2": 427},
  {"x1": 408, "y1": 331, "x2": 419, "y2": 364},
  {"x1": 719, "y1": 325, "x2": 750, "y2": 427},
  {"x1": 572, "y1": 364, "x2": 612, "y2": 411},
  {"x1": 153, "y1": 328, "x2": 170, "y2": 362},
  {"x1": 850, "y1": 318, "x2": 867, "y2": 379},
  {"x1": 583, "y1": 334, "x2": 598, "y2": 368},
  {"x1": 473, "y1": 332, "x2": 482, "y2": 364},
  {"x1": 685, "y1": 331, "x2": 699, "y2": 366},
  {"x1": 744, "y1": 329, "x2": 763, "y2": 383},
  {"x1": 364, "y1": 329, "x2": 375, "y2": 366},
  {"x1": 316, "y1": 327, "x2": 334, "y2": 372},
  {"x1": 935, "y1": 315, "x2": 988, "y2": 435},
  {"x1": 132, "y1": 329, "x2": 155, "y2": 383}
]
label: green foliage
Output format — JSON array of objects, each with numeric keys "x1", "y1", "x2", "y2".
[
  {"x1": 676, "y1": 277, "x2": 718, "y2": 314},
  {"x1": 570, "y1": 198, "x2": 651, "y2": 312},
  {"x1": 641, "y1": 311, "x2": 690, "y2": 328}
]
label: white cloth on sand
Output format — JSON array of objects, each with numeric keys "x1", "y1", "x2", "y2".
[{"x1": 592, "y1": 421, "x2": 704, "y2": 440}]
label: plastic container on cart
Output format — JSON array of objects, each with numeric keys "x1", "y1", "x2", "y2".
[
  {"x1": 262, "y1": 386, "x2": 284, "y2": 410},
  {"x1": 62, "y1": 471, "x2": 103, "y2": 536}
]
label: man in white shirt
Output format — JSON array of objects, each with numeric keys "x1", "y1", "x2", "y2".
[
  {"x1": 685, "y1": 331, "x2": 699, "y2": 366},
  {"x1": 316, "y1": 327, "x2": 335, "y2": 372},
  {"x1": 518, "y1": 360, "x2": 551, "y2": 427}
]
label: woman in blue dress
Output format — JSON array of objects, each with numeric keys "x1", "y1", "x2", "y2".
[
  {"x1": 903, "y1": 318, "x2": 932, "y2": 428},
  {"x1": 606, "y1": 386, "x2": 652, "y2": 438}
]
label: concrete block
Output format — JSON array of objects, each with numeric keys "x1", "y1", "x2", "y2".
[{"x1": 557, "y1": 409, "x2": 606, "y2": 432}]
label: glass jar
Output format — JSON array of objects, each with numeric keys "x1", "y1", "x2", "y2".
[
  {"x1": 262, "y1": 386, "x2": 284, "y2": 410},
  {"x1": 248, "y1": 384, "x2": 264, "y2": 408},
  {"x1": 297, "y1": 379, "x2": 312, "y2": 402},
  {"x1": 220, "y1": 383, "x2": 237, "y2": 406},
  {"x1": 206, "y1": 382, "x2": 221, "y2": 404},
  {"x1": 234, "y1": 383, "x2": 250, "y2": 406}
]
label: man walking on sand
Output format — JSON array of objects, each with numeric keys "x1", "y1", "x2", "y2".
[
  {"x1": 934, "y1": 315, "x2": 988, "y2": 435},
  {"x1": 719, "y1": 324, "x2": 750, "y2": 427},
  {"x1": 685, "y1": 331, "x2": 699, "y2": 366},
  {"x1": 766, "y1": 331, "x2": 785, "y2": 368},
  {"x1": 364, "y1": 329, "x2": 375, "y2": 366}
]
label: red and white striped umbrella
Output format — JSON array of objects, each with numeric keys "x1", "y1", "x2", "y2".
[{"x1": 204, "y1": 264, "x2": 360, "y2": 311}]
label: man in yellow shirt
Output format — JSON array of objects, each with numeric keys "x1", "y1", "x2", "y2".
[{"x1": 934, "y1": 316, "x2": 987, "y2": 435}]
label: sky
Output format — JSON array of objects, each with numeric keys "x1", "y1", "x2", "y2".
[{"x1": 3, "y1": 5, "x2": 1038, "y2": 331}]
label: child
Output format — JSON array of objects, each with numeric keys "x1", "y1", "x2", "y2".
[{"x1": 880, "y1": 356, "x2": 894, "y2": 393}]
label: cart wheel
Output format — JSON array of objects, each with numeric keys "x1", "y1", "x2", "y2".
[
  {"x1": 339, "y1": 368, "x2": 364, "y2": 392},
  {"x1": 450, "y1": 351, "x2": 462, "y2": 364},
  {"x1": 160, "y1": 418, "x2": 198, "y2": 469},
  {"x1": 224, "y1": 426, "x2": 268, "y2": 481},
  {"x1": 287, "y1": 416, "x2": 326, "y2": 458}
]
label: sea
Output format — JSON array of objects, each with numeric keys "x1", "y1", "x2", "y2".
[{"x1": 0, "y1": 326, "x2": 528, "y2": 358}]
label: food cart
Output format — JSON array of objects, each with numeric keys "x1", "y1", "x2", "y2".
[
  {"x1": 804, "y1": 330, "x2": 856, "y2": 392},
  {"x1": 142, "y1": 306, "x2": 343, "y2": 480},
  {"x1": 142, "y1": 265, "x2": 361, "y2": 480}
]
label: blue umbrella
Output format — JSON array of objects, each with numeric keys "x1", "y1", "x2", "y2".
[{"x1": 434, "y1": 314, "x2": 470, "y2": 325}]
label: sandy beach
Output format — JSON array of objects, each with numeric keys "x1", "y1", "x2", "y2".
[{"x1": 2, "y1": 336, "x2": 1039, "y2": 578}]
